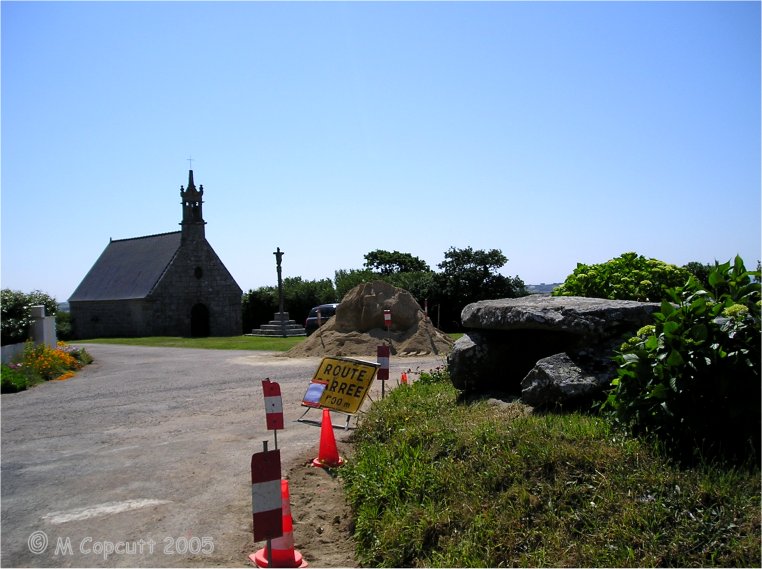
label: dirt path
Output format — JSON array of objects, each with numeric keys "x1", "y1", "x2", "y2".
[{"x1": 285, "y1": 445, "x2": 358, "y2": 568}]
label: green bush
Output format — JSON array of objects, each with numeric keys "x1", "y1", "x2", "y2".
[
  {"x1": 553, "y1": 252, "x2": 691, "y2": 301},
  {"x1": 1, "y1": 364, "x2": 31, "y2": 393},
  {"x1": 603, "y1": 256, "x2": 761, "y2": 462},
  {"x1": 416, "y1": 365, "x2": 451, "y2": 385}
]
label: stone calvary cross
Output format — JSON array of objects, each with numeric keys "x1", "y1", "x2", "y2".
[{"x1": 274, "y1": 247, "x2": 286, "y2": 337}]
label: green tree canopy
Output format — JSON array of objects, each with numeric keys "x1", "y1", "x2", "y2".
[
  {"x1": 432, "y1": 247, "x2": 526, "y2": 330},
  {"x1": 363, "y1": 250, "x2": 430, "y2": 274}
]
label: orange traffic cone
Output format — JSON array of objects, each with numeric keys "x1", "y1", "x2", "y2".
[
  {"x1": 311, "y1": 408, "x2": 345, "y2": 468},
  {"x1": 250, "y1": 480, "x2": 308, "y2": 568}
]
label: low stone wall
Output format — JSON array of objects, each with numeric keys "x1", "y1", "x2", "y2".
[{"x1": 1, "y1": 342, "x2": 25, "y2": 364}]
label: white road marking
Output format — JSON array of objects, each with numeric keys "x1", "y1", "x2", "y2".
[{"x1": 42, "y1": 499, "x2": 171, "y2": 524}]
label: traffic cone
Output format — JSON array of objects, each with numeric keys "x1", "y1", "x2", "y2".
[
  {"x1": 401, "y1": 371, "x2": 408, "y2": 385},
  {"x1": 311, "y1": 408, "x2": 345, "y2": 468},
  {"x1": 250, "y1": 480, "x2": 307, "y2": 568}
]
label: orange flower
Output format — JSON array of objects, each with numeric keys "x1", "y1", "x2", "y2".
[{"x1": 55, "y1": 371, "x2": 76, "y2": 381}]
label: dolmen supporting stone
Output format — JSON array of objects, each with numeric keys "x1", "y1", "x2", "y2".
[{"x1": 448, "y1": 295, "x2": 660, "y2": 408}]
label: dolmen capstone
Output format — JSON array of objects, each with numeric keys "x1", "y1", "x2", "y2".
[{"x1": 447, "y1": 295, "x2": 661, "y2": 408}]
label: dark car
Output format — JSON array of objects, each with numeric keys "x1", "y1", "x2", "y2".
[{"x1": 304, "y1": 303, "x2": 339, "y2": 335}]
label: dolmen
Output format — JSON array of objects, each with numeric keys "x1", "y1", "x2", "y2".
[{"x1": 447, "y1": 295, "x2": 660, "y2": 408}]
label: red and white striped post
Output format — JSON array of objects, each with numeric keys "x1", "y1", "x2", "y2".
[
  {"x1": 252, "y1": 479, "x2": 307, "y2": 567},
  {"x1": 262, "y1": 379, "x2": 284, "y2": 448},
  {"x1": 251, "y1": 445, "x2": 283, "y2": 567}
]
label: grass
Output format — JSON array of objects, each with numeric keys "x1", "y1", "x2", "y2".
[
  {"x1": 341, "y1": 372, "x2": 761, "y2": 568},
  {"x1": 72, "y1": 332, "x2": 462, "y2": 351},
  {"x1": 71, "y1": 335, "x2": 306, "y2": 352}
]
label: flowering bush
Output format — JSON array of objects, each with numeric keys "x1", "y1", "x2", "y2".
[
  {"x1": 1, "y1": 341, "x2": 92, "y2": 393},
  {"x1": 0, "y1": 289, "x2": 58, "y2": 345},
  {"x1": 56, "y1": 341, "x2": 93, "y2": 366},
  {"x1": 22, "y1": 341, "x2": 80, "y2": 380},
  {"x1": 553, "y1": 252, "x2": 691, "y2": 301}
]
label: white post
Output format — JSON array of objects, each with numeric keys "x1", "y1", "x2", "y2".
[{"x1": 29, "y1": 306, "x2": 57, "y2": 348}]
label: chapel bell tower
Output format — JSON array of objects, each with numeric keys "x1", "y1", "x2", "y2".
[{"x1": 180, "y1": 169, "x2": 206, "y2": 242}]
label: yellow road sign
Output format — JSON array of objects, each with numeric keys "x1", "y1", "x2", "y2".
[{"x1": 311, "y1": 356, "x2": 379, "y2": 414}]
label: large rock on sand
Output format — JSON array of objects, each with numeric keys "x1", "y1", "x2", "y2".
[{"x1": 285, "y1": 281, "x2": 453, "y2": 357}]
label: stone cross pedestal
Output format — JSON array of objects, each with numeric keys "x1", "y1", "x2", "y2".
[{"x1": 249, "y1": 312, "x2": 306, "y2": 337}]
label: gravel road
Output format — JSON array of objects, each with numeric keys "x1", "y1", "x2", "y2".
[{"x1": 1, "y1": 344, "x2": 445, "y2": 567}]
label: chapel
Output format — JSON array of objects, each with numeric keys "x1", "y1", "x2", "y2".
[{"x1": 69, "y1": 170, "x2": 242, "y2": 338}]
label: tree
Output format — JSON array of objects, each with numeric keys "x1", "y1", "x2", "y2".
[
  {"x1": 338, "y1": 247, "x2": 526, "y2": 332},
  {"x1": 241, "y1": 278, "x2": 336, "y2": 332},
  {"x1": 363, "y1": 250, "x2": 430, "y2": 274},
  {"x1": 282, "y1": 277, "x2": 336, "y2": 325},
  {"x1": 242, "y1": 287, "x2": 278, "y2": 333},
  {"x1": 683, "y1": 261, "x2": 713, "y2": 289},
  {"x1": 433, "y1": 247, "x2": 526, "y2": 330},
  {"x1": 335, "y1": 269, "x2": 376, "y2": 301}
]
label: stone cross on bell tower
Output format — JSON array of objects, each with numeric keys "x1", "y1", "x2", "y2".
[{"x1": 180, "y1": 169, "x2": 206, "y2": 243}]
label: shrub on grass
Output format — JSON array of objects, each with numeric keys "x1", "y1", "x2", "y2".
[
  {"x1": 1, "y1": 364, "x2": 30, "y2": 393},
  {"x1": 603, "y1": 256, "x2": 761, "y2": 462},
  {"x1": 416, "y1": 365, "x2": 450, "y2": 385},
  {"x1": 22, "y1": 341, "x2": 80, "y2": 380}
]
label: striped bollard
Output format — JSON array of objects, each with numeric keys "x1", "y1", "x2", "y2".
[
  {"x1": 251, "y1": 446, "x2": 283, "y2": 547},
  {"x1": 251, "y1": 479, "x2": 307, "y2": 567},
  {"x1": 262, "y1": 379, "x2": 284, "y2": 449}
]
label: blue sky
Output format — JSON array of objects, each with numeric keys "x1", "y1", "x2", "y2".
[{"x1": 2, "y1": 1, "x2": 760, "y2": 303}]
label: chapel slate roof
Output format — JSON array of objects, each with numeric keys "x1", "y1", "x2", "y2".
[{"x1": 69, "y1": 232, "x2": 182, "y2": 301}]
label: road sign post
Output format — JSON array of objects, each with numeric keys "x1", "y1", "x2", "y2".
[{"x1": 377, "y1": 345, "x2": 390, "y2": 399}]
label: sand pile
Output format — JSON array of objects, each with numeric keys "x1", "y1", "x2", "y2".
[{"x1": 285, "y1": 281, "x2": 453, "y2": 358}]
